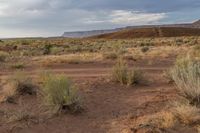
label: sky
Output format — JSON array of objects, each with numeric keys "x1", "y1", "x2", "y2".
[{"x1": 0, "y1": 0, "x2": 200, "y2": 38}]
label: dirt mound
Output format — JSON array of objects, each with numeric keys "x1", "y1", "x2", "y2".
[{"x1": 89, "y1": 27, "x2": 200, "y2": 39}]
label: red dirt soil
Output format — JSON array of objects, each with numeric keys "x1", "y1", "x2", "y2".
[{"x1": 0, "y1": 57, "x2": 197, "y2": 133}]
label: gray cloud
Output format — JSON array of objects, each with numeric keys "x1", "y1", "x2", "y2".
[
  {"x1": 0, "y1": 0, "x2": 199, "y2": 37},
  {"x1": 67, "y1": 0, "x2": 200, "y2": 12}
]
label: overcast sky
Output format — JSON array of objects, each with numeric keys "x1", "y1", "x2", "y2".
[{"x1": 0, "y1": 0, "x2": 200, "y2": 38}]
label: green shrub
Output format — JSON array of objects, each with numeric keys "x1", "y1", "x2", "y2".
[
  {"x1": 11, "y1": 63, "x2": 25, "y2": 69},
  {"x1": 171, "y1": 57, "x2": 200, "y2": 105},
  {"x1": 21, "y1": 40, "x2": 30, "y2": 45},
  {"x1": 50, "y1": 47, "x2": 64, "y2": 55},
  {"x1": 175, "y1": 39, "x2": 184, "y2": 46},
  {"x1": 141, "y1": 46, "x2": 150, "y2": 53},
  {"x1": 42, "y1": 74, "x2": 81, "y2": 113},
  {"x1": 43, "y1": 44, "x2": 52, "y2": 55},
  {"x1": 140, "y1": 42, "x2": 154, "y2": 47},
  {"x1": 112, "y1": 59, "x2": 143, "y2": 86},
  {"x1": 0, "y1": 51, "x2": 9, "y2": 62}
]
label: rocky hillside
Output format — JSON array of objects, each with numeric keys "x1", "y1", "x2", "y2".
[
  {"x1": 89, "y1": 27, "x2": 200, "y2": 39},
  {"x1": 193, "y1": 20, "x2": 200, "y2": 27},
  {"x1": 62, "y1": 29, "x2": 121, "y2": 38},
  {"x1": 62, "y1": 20, "x2": 200, "y2": 38}
]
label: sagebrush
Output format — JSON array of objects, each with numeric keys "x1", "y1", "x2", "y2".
[
  {"x1": 41, "y1": 74, "x2": 81, "y2": 113},
  {"x1": 170, "y1": 57, "x2": 200, "y2": 105}
]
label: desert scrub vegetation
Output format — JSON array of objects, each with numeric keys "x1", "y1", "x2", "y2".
[
  {"x1": 134, "y1": 101, "x2": 200, "y2": 131},
  {"x1": 189, "y1": 45, "x2": 200, "y2": 59},
  {"x1": 171, "y1": 100, "x2": 200, "y2": 125},
  {"x1": 122, "y1": 54, "x2": 135, "y2": 61},
  {"x1": 0, "y1": 51, "x2": 9, "y2": 62},
  {"x1": 170, "y1": 57, "x2": 200, "y2": 105},
  {"x1": 1, "y1": 101, "x2": 37, "y2": 124},
  {"x1": 141, "y1": 46, "x2": 150, "y2": 53},
  {"x1": 41, "y1": 73, "x2": 81, "y2": 114},
  {"x1": 133, "y1": 111, "x2": 176, "y2": 132},
  {"x1": 0, "y1": 37, "x2": 198, "y2": 58},
  {"x1": 42, "y1": 44, "x2": 53, "y2": 55},
  {"x1": 1, "y1": 72, "x2": 36, "y2": 103},
  {"x1": 10, "y1": 62, "x2": 25, "y2": 69},
  {"x1": 103, "y1": 52, "x2": 118, "y2": 60},
  {"x1": 163, "y1": 69, "x2": 174, "y2": 84},
  {"x1": 36, "y1": 53, "x2": 101, "y2": 67},
  {"x1": 112, "y1": 58, "x2": 143, "y2": 86},
  {"x1": 166, "y1": 56, "x2": 200, "y2": 130}
]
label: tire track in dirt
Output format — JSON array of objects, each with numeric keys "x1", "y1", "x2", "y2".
[{"x1": 0, "y1": 66, "x2": 167, "y2": 79}]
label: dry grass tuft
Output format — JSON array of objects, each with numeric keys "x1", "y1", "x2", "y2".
[
  {"x1": 163, "y1": 69, "x2": 174, "y2": 83},
  {"x1": 112, "y1": 58, "x2": 144, "y2": 86},
  {"x1": 0, "y1": 72, "x2": 36, "y2": 103},
  {"x1": 103, "y1": 52, "x2": 118, "y2": 60},
  {"x1": 171, "y1": 100, "x2": 200, "y2": 125},
  {"x1": 35, "y1": 53, "x2": 101, "y2": 67},
  {"x1": 135, "y1": 111, "x2": 176, "y2": 130}
]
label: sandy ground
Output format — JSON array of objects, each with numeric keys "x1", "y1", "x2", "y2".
[{"x1": 0, "y1": 57, "x2": 189, "y2": 133}]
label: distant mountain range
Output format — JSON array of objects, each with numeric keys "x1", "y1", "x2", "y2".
[{"x1": 62, "y1": 20, "x2": 200, "y2": 38}]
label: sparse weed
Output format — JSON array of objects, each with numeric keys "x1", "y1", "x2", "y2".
[{"x1": 2, "y1": 100, "x2": 37, "y2": 124}]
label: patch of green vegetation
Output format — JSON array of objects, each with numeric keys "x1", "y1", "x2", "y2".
[
  {"x1": 170, "y1": 57, "x2": 200, "y2": 106},
  {"x1": 0, "y1": 36, "x2": 198, "y2": 58},
  {"x1": 41, "y1": 73, "x2": 81, "y2": 114},
  {"x1": 0, "y1": 51, "x2": 9, "y2": 62},
  {"x1": 141, "y1": 46, "x2": 150, "y2": 53},
  {"x1": 11, "y1": 63, "x2": 25, "y2": 69}
]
